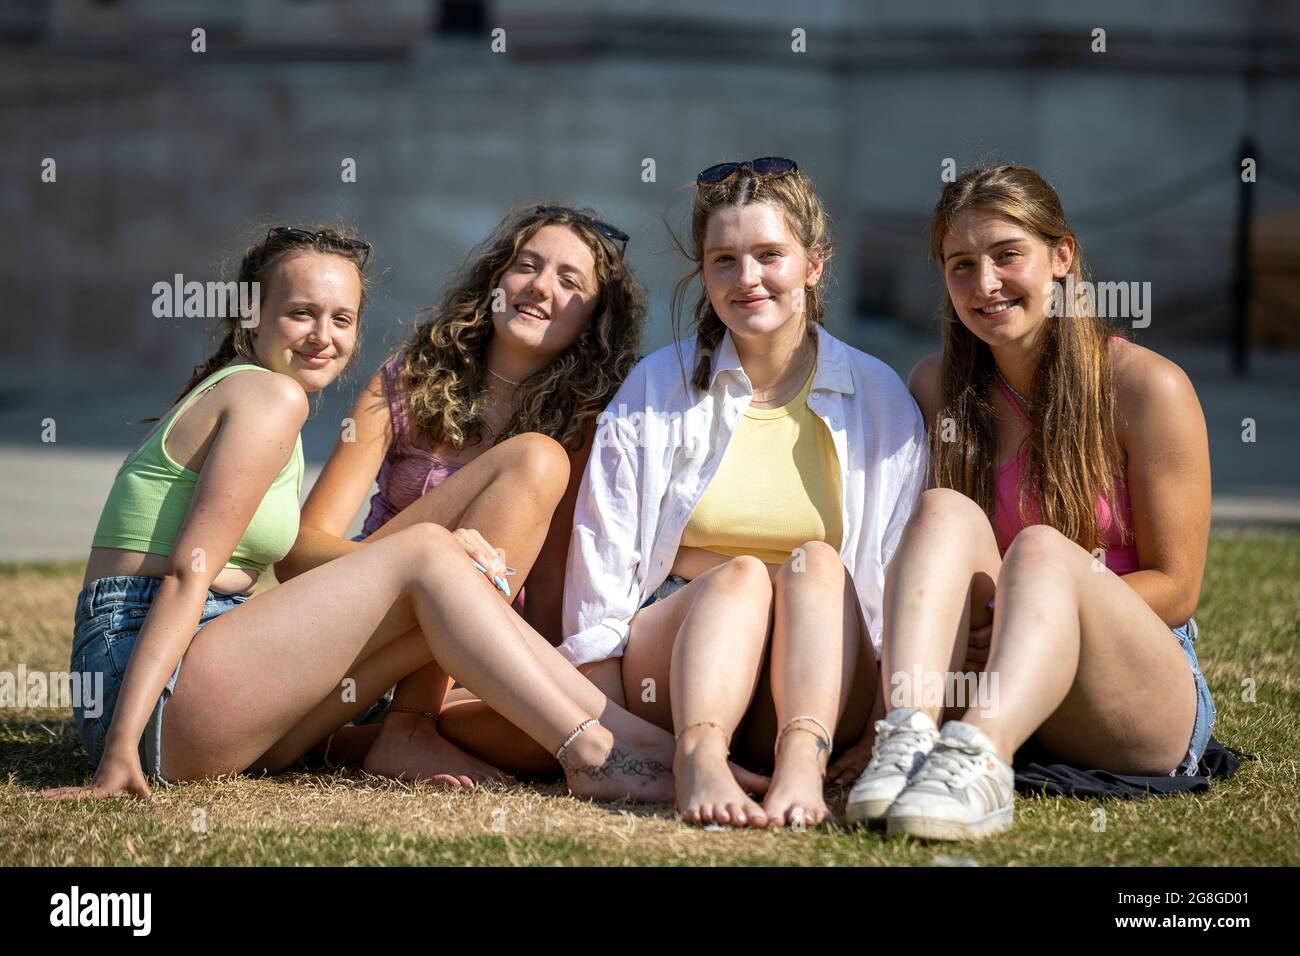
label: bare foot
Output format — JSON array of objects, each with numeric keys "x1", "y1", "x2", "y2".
[
  {"x1": 763, "y1": 730, "x2": 830, "y2": 827},
  {"x1": 673, "y1": 726, "x2": 768, "y2": 828},
  {"x1": 562, "y1": 724, "x2": 677, "y2": 804},
  {"x1": 301, "y1": 724, "x2": 380, "y2": 769},
  {"x1": 361, "y1": 712, "x2": 513, "y2": 789},
  {"x1": 595, "y1": 707, "x2": 769, "y2": 800}
]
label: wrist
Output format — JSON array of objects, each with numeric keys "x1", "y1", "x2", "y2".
[{"x1": 99, "y1": 728, "x2": 142, "y2": 764}]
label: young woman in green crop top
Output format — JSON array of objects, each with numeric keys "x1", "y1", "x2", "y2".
[{"x1": 45, "y1": 226, "x2": 683, "y2": 804}]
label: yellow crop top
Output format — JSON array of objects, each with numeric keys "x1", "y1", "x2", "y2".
[{"x1": 680, "y1": 364, "x2": 842, "y2": 565}]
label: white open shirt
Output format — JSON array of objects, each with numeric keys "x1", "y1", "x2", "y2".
[{"x1": 559, "y1": 323, "x2": 928, "y2": 667}]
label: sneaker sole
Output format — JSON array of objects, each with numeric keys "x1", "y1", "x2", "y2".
[
  {"x1": 844, "y1": 794, "x2": 896, "y2": 828},
  {"x1": 885, "y1": 805, "x2": 1013, "y2": 841}
]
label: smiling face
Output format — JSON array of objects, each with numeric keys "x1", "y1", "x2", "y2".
[
  {"x1": 492, "y1": 223, "x2": 600, "y2": 362},
  {"x1": 941, "y1": 209, "x2": 1074, "y2": 352},
  {"x1": 701, "y1": 202, "x2": 823, "y2": 344},
  {"x1": 250, "y1": 251, "x2": 362, "y2": 393}
]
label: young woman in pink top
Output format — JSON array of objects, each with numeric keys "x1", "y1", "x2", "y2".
[
  {"x1": 276, "y1": 203, "x2": 769, "y2": 798},
  {"x1": 837, "y1": 164, "x2": 1216, "y2": 840}
]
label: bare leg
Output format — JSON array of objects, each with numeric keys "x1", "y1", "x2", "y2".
[
  {"x1": 622, "y1": 558, "x2": 774, "y2": 828},
  {"x1": 880, "y1": 489, "x2": 1001, "y2": 726},
  {"x1": 159, "y1": 524, "x2": 666, "y2": 801},
  {"x1": 363, "y1": 434, "x2": 570, "y2": 781},
  {"x1": 761, "y1": 541, "x2": 877, "y2": 826},
  {"x1": 960, "y1": 526, "x2": 1198, "y2": 773},
  {"x1": 280, "y1": 433, "x2": 570, "y2": 783}
]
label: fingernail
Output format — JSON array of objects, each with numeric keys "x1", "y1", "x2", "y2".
[
  {"x1": 494, "y1": 576, "x2": 511, "y2": 597},
  {"x1": 473, "y1": 561, "x2": 488, "y2": 574}
]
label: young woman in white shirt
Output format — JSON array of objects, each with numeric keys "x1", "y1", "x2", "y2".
[{"x1": 562, "y1": 159, "x2": 928, "y2": 827}]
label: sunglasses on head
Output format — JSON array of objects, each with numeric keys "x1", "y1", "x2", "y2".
[
  {"x1": 533, "y1": 205, "x2": 630, "y2": 256},
  {"x1": 696, "y1": 156, "x2": 799, "y2": 187},
  {"x1": 267, "y1": 226, "x2": 373, "y2": 270}
]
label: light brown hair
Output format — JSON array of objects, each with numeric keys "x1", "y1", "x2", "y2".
[
  {"x1": 670, "y1": 165, "x2": 833, "y2": 392},
  {"x1": 174, "y1": 224, "x2": 372, "y2": 404},
  {"x1": 928, "y1": 164, "x2": 1125, "y2": 551}
]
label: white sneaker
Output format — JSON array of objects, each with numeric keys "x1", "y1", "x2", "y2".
[
  {"x1": 845, "y1": 708, "x2": 939, "y2": 827},
  {"x1": 885, "y1": 721, "x2": 1015, "y2": 841}
]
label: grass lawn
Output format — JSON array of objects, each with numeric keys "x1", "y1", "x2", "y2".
[{"x1": 1, "y1": 531, "x2": 1297, "y2": 866}]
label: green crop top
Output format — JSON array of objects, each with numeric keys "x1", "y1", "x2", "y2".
[{"x1": 91, "y1": 364, "x2": 304, "y2": 573}]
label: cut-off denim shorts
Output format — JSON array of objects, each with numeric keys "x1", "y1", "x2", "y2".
[
  {"x1": 638, "y1": 573, "x2": 690, "y2": 611},
  {"x1": 1171, "y1": 618, "x2": 1216, "y2": 776},
  {"x1": 646, "y1": 575, "x2": 1212, "y2": 776},
  {"x1": 70, "y1": 575, "x2": 248, "y2": 783}
]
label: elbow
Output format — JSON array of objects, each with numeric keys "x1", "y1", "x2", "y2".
[
  {"x1": 1160, "y1": 579, "x2": 1201, "y2": 629},
  {"x1": 1167, "y1": 596, "x2": 1199, "y2": 629},
  {"x1": 274, "y1": 552, "x2": 304, "y2": 582}
]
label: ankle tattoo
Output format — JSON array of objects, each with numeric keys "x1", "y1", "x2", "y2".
[{"x1": 565, "y1": 747, "x2": 670, "y2": 782}]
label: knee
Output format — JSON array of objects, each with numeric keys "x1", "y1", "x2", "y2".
[
  {"x1": 396, "y1": 522, "x2": 459, "y2": 568},
  {"x1": 705, "y1": 554, "x2": 773, "y2": 602},
  {"x1": 775, "y1": 540, "x2": 843, "y2": 590},
  {"x1": 1002, "y1": 524, "x2": 1079, "y2": 574},
  {"x1": 913, "y1": 487, "x2": 987, "y2": 532},
  {"x1": 495, "y1": 433, "x2": 570, "y2": 505}
]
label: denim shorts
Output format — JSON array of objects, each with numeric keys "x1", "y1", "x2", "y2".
[
  {"x1": 638, "y1": 573, "x2": 690, "y2": 611},
  {"x1": 1171, "y1": 618, "x2": 1215, "y2": 776},
  {"x1": 70, "y1": 575, "x2": 248, "y2": 783}
]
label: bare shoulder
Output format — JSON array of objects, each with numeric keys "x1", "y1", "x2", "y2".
[
  {"x1": 1109, "y1": 338, "x2": 1198, "y2": 413},
  {"x1": 907, "y1": 351, "x2": 944, "y2": 422},
  {"x1": 220, "y1": 367, "x2": 310, "y2": 429}
]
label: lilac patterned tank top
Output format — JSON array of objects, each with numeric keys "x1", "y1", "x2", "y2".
[{"x1": 360, "y1": 355, "x2": 464, "y2": 537}]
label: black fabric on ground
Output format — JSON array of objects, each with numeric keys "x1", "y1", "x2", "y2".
[{"x1": 1012, "y1": 736, "x2": 1242, "y2": 799}]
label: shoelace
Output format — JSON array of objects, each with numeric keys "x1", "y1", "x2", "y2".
[
  {"x1": 866, "y1": 718, "x2": 939, "y2": 775},
  {"x1": 912, "y1": 740, "x2": 996, "y2": 792}
]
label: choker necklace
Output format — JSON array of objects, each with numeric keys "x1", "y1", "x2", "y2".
[
  {"x1": 995, "y1": 367, "x2": 1032, "y2": 410},
  {"x1": 486, "y1": 367, "x2": 522, "y2": 387}
]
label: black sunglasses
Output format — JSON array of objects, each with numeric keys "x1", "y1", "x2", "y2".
[
  {"x1": 696, "y1": 156, "x2": 799, "y2": 187},
  {"x1": 267, "y1": 226, "x2": 373, "y2": 270},
  {"x1": 533, "y1": 205, "x2": 630, "y2": 256}
]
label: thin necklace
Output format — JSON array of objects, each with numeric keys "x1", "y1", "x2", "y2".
[
  {"x1": 751, "y1": 341, "x2": 815, "y2": 407},
  {"x1": 994, "y1": 366, "x2": 1032, "y2": 411},
  {"x1": 486, "y1": 367, "x2": 521, "y2": 387}
]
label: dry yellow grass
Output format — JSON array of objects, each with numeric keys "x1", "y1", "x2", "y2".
[{"x1": 2, "y1": 536, "x2": 1298, "y2": 867}]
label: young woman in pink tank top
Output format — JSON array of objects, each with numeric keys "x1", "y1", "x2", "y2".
[
  {"x1": 837, "y1": 165, "x2": 1216, "y2": 840},
  {"x1": 275, "y1": 203, "x2": 725, "y2": 793}
]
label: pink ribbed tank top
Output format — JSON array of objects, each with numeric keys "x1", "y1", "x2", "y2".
[
  {"x1": 991, "y1": 373, "x2": 1139, "y2": 575},
  {"x1": 360, "y1": 355, "x2": 464, "y2": 537}
]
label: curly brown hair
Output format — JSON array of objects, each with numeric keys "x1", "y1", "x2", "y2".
[{"x1": 395, "y1": 201, "x2": 646, "y2": 453}]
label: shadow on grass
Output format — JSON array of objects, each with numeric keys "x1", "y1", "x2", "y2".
[{"x1": 0, "y1": 716, "x2": 90, "y2": 789}]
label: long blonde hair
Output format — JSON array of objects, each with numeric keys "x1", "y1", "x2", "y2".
[
  {"x1": 396, "y1": 202, "x2": 645, "y2": 452},
  {"x1": 928, "y1": 164, "x2": 1125, "y2": 551},
  {"x1": 670, "y1": 165, "x2": 834, "y2": 392}
]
